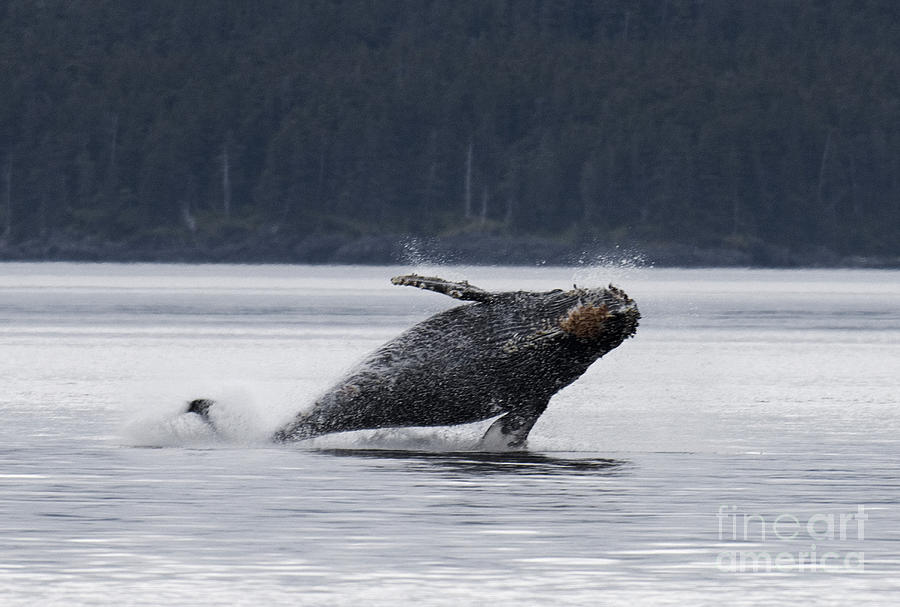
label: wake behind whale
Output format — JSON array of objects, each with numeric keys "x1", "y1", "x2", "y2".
[{"x1": 185, "y1": 274, "x2": 640, "y2": 450}]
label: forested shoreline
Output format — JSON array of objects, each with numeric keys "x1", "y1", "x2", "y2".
[{"x1": 2, "y1": 1, "x2": 899, "y2": 266}]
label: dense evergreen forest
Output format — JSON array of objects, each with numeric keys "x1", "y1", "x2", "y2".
[{"x1": 1, "y1": 0, "x2": 899, "y2": 265}]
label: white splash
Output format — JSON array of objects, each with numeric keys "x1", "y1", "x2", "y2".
[
  {"x1": 572, "y1": 245, "x2": 650, "y2": 287},
  {"x1": 118, "y1": 384, "x2": 282, "y2": 448},
  {"x1": 294, "y1": 418, "x2": 501, "y2": 452}
]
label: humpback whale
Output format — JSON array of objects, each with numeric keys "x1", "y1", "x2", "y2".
[{"x1": 188, "y1": 274, "x2": 640, "y2": 449}]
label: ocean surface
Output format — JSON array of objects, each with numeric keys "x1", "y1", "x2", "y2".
[{"x1": 1, "y1": 262, "x2": 898, "y2": 606}]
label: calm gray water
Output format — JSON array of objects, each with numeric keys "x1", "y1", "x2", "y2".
[{"x1": 1, "y1": 263, "x2": 898, "y2": 605}]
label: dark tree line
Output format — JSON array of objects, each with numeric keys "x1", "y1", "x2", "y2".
[{"x1": 1, "y1": 0, "x2": 899, "y2": 259}]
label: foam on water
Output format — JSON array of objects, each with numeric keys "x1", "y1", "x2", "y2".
[
  {"x1": 118, "y1": 381, "x2": 511, "y2": 452},
  {"x1": 296, "y1": 419, "x2": 498, "y2": 452},
  {"x1": 119, "y1": 384, "x2": 288, "y2": 448}
]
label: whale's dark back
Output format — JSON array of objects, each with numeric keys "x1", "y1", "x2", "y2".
[{"x1": 274, "y1": 286, "x2": 639, "y2": 441}]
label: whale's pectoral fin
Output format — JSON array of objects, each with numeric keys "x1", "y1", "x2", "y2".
[
  {"x1": 479, "y1": 401, "x2": 549, "y2": 451},
  {"x1": 391, "y1": 274, "x2": 494, "y2": 303}
]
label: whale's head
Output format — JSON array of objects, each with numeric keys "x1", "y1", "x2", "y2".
[
  {"x1": 557, "y1": 284, "x2": 640, "y2": 355},
  {"x1": 499, "y1": 284, "x2": 639, "y2": 359}
]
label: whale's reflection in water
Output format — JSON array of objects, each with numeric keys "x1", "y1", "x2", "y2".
[{"x1": 315, "y1": 448, "x2": 629, "y2": 476}]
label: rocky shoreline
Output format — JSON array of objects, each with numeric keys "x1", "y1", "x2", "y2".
[{"x1": 1, "y1": 233, "x2": 897, "y2": 268}]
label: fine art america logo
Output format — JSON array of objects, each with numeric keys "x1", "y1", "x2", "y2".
[{"x1": 716, "y1": 505, "x2": 867, "y2": 573}]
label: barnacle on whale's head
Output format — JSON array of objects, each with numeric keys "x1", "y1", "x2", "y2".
[
  {"x1": 559, "y1": 303, "x2": 611, "y2": 339},
  {"x1": 559, "y1": 285, "x2": 640, "y2": 342}
]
